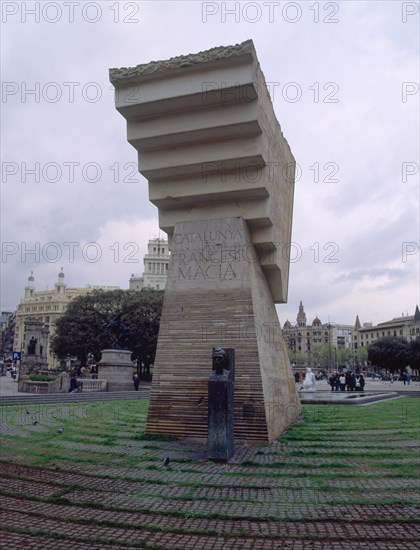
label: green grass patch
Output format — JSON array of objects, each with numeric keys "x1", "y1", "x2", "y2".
[{"x1": 1, "y1": 395, "x2": 419, "y2": 539}]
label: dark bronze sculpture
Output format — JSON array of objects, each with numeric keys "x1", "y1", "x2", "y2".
[
  {"x1": 102, "y1": 312, "x2": 130, "y2": 350},
  {"x1": 211, "y1": 347, "x2": 229, "y2": 377},
  {"x1": 27, "y1": 337, "x2": 37, "y2": 355}
]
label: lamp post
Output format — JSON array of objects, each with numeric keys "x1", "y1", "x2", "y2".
[{"x1": 325, "y1": 322, "x2": 337, "y2": 373}]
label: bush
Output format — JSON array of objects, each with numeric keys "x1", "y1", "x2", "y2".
[{"x1": 28, "y1": 374, "x2": 54, "y2": 382}]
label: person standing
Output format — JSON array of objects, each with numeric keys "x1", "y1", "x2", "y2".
[
  {"x1": 355, "y1": 373, "x2": 365, "y2": 392},
  {"x1": 69, "y1": 374, "x2": 78, "y2": 393},
  {"x1": 335, "y1": 373, "x2": 340, "y2": 392},
  {"x1": 339, "y1": 373, "x2": 346, "y2": 392},
  {"x1": 133, "y1": 373, "x2": 140, "y2": 391},
  {"x1": 349, "y1": 372, "x2": 356, "y2": 391}
]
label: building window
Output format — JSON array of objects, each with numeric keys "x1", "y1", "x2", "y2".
[{"x1": 399, "y1": 330, "x2": 403, "y2": 335}]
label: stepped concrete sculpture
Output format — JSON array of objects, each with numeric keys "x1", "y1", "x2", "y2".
[{"x1": 110, "y1": 40, "x2": 301, "y2": 443}]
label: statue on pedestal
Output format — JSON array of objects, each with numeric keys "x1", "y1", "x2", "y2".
[
  {"x1": 208, "y1": 347, "x2": 235, "y2": 462},
  {"x1": 102, "y1": 312, "x2": 130, "y2": 350},
  {"x1": 211, "y1": 347, "x2": 229, "y2": 379},
  {"x1": 27, "y1": 337, "x2": 37, "y2": 355}
]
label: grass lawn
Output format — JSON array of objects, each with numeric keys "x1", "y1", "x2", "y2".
[{"x1": 0, "y1": 396, "x2": 419, "y2": 549}]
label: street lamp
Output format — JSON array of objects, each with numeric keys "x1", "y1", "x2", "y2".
[{"x1": 325, "y1": 322, "x2": 337, "y2": 372}]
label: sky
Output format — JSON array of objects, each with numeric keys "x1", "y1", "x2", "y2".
[{"x1": 1, "y1": 0, "x2": 419, "y2": 327}]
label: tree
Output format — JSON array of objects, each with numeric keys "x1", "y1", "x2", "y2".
[
  {"x1": 336, "y1": 348, "x2": 353, "y2": 367},
  {"x1": 287, "y1": 349, "x2": 306, "y2": 366},
  {"x1": 406, "y1": 338, "x2": 420, "y2": 371},
  {"x1": 311, "y1": 344, "x2": 330, "y2": 368},
  {"x1": 368, "y1": 336, "x2": 408, "y2": 372},
  {"x1": 123, "y1": 290, "x2": 164, "y2": 376},
  {"x1": 355, "y1": 346, "x2": 368, "y2": 365},
  {"x1": 51, "y1": 289, "x2": 164, "y2": 373}
]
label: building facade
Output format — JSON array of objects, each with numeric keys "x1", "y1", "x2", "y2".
[
  {"x1": 283, "y1": 302, "x2": 420, "y2": 371},
  {"x1": 353, "y1": 306, "x2": 420, "y2": 350},
  {"x1": 129, "y1": 238, "x2": 170, "y2": 291},
  {"x1": 14, "y1": 270, "x2": 91, "y2": 368},
  {"x1": 282, "y1": 302, "x2": 353, "y2": 369}
]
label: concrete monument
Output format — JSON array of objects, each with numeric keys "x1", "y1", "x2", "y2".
[
  {"x1": 110, "y1": 40, "x2": 301, "y2": 442},
  {"x1": 98, "y1": 313, "x2": 133, "y2": 391},
  {"x1": 20, "y1": 319, "x2": 49, "y2": 371}
]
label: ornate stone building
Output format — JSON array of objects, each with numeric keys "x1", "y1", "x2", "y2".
[
  {"x1": 129, "y1": 238, "x2": 170, "y2": 291},
  {"x1": 283, "y1": 302, "x2": 420, "y2": 370},
  {"x1": 353, "y1": 306, "x2": 420, "y2": 350},
  {"x1": 282, "y1": 302, "x2": 353, "y2": 368},
  {"x1": 14, "y1": 270, "x2": 90, "y2": 368}
]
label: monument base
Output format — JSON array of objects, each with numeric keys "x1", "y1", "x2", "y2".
[
  {"x1": 98, "y1": 349, "x2": 134, "y2": 391},
  {"x1": 146, "y1": 217, "x2": 301, "y2": 444}
]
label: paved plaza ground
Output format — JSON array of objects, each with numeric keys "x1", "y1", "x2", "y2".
[{"x1": 0, "y1": 375, "x2": 419, "y2": 549}]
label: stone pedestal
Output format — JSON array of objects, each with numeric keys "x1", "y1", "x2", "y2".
[
  {"x1": 208, "y1": 348, "x2": 235, "y2": 461},
  {"x1": 98, "y1": 349, "x2": 134, "y2": 391},
  {"x1": 145, "y1": 217, "x2": 300, "y2": 443}
]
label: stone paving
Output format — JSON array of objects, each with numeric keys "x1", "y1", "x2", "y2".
[{"x1": 0, "y1": 395, "x2": 419, "y2": 549}]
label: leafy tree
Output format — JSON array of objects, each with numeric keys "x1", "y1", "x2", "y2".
[
  {"x1": 368, "y1": 336, "x2": 408, "y2": 372},
  {"x1": 355, "y1": 346, "x2": 368, "y2": 365},
  {"x1": 287, "y1": 349, "x2": 307, "y2": 366},
  {"x1": 311, "y1": 344, "x2": 331, "y2": 368},
  {"x1": 123, "y1": 290, "x2": 164, "y2": 376},
  {"x1": 406, "y1": 338, "x2": 420, "y2": 370},
  {"x1": 336, "y1": 348, "x2": 353, "y2": 366},
  {"x1": 51, "y1": 289, "x2": 164, "y2": 374}
]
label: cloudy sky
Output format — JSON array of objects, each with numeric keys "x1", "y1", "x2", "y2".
[{"x1": 1, "y1": 0, "x2": 419, "y2": 327}]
